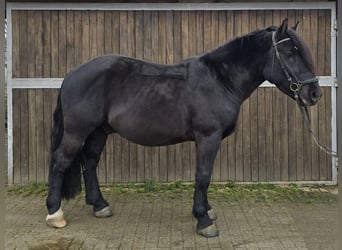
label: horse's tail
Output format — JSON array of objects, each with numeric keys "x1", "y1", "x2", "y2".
[{"x1": 49, "y1": 89, "x2": 82, "y2": 200}]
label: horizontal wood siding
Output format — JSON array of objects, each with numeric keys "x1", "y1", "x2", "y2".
[{"x1": 10, "y1": 9, "x2": 333, "y2": 184}]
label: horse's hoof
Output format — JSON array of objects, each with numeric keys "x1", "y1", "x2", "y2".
[
  {"x1": 197, "y1": 223, "x2": 219, "y2": 238},
  {"x1": 208, "y1": 209, "x2": 217, "y2": 221},
  {"x1": 94, "y1": 206, "x2": 113, "y2": 218},
  {"x1": 46, "y1": 208, "x2": 67, "y2": 228}
]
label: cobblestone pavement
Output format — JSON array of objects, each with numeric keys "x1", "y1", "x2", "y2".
[{"x1": 6, "y1": 188, "x2": 337, "y2": 250}]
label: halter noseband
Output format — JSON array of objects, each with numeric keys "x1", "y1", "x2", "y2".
[{"x1": 271, "y1": 31, "x2": 317, "y2": 102}]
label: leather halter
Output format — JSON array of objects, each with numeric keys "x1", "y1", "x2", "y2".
[
  {"x1": 271, "y1": 31, "x2": 318, "y2": 102},
  {"x1": 271, "y1": 31, "x2": 337, "y2": 157}
]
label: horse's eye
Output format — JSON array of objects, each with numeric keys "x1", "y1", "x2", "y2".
[{"x1": 283, "y1": 50, "x2": 294, "y2": 56}]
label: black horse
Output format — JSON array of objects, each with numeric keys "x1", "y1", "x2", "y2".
[{"x1": 46, "y1": 19, "x2": 321, "y2": 237}]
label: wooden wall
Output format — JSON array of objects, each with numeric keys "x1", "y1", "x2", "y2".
[{"x1": 10, "y1": 9, "x2": 333, "y2": 184}]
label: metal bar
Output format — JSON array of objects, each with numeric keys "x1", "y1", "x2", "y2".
[
  {"x1": 0, "y1": 0, "x2": 6, "y2": 247},
  {"x1": 10, "y1": 77, "x2": 337, "y2": 89},
  {"x1": 6, "y1": 6, "x2": 13, "y2": 185},
  {"x1": 6, "y1": 2, "x2": 336, "y2": 11},
  {"x1": 330, "y1": 5, "x2": 338, "y2": 183},
  {"x1": 9, "y1": 78, "x2": 336, "y2": 88}
]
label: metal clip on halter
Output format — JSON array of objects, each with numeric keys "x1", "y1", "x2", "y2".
[{"x1": 289, "y1": 82, "x2": 301, "y2": 92}]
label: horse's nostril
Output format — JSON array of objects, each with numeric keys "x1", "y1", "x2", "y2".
[{"x1": 310, "y1": 89, "x2": 322, "y2": 102}]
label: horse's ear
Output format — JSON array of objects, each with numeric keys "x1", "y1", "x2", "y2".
[
  {"x1": 292, "y1": 21, "x2": 300, "y2": 31},
  {"x1": 275, "y1": 18, "x2": 288, "y2": 39}
]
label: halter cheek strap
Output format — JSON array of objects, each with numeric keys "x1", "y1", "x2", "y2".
[{"x1": 271, "y1": 31, "x2": 317, "y2": 100}]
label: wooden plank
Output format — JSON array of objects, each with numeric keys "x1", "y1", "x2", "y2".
[
  {"x1": 19, "y1": 11, "x2": 28, "y2": 78},
  {"x1": 295, "y1": 9, "x2": 305, "y2": 181},
  {"x1": 241, "y1": 10, "x2": 251, "y2": 182},
  {"x1": 89, "y1": 11, "x2": 97, "y2": 59},
  {"x1": 42, "y1": 10, "x2": 51, "y2": 78},
  {"x1": 135, "y1": 11, "x2": 145, "y2": 182},
  {"x1": 34, "y1": 12, "x2": 45, "y2": 182},
  {"x1": 324, "y1": 88, "x2": 332, "y2": 180},
  {"x1": 28, "y1": 89, "x2": 37, "y2": 182},
  {"x1": 158, "y1": 11, "x2": 168, "y2": 183},
  {"x1": 166, "y1": 11, "x2": 175, "y2": 182},
  {"x1": 173, "y1": 11, "x2": 183, "y2": 181},
  {"x1": 35, "y1": 89, "x2": 45, "y2": 182},
  {"x1": 43, "y1": 89, "x2": 52, "y2": 181},
  {"x1": 188, "y1": 10, "x2": 196, "y2": 182},
  {"x1": 113, "y1": 134, "x2": 122, "y2": 183},
  {"x1": 264, "y1": 88, "x2": 274, "y2": 181},
  {"x1": 150, "y1": 11, "x2": 160, "y2": 182},
  {"x1": 12, "y1": 90, "x2": 21, "y2": 183},
  {"x1": 216, "y1": 10, "x2": 228, "y2": 182},
  {"x1": 58, "y1": 10, "x2": 67, "y2": 78},
  {"x1": 318, "y1": 88, "x2": 327, "y2": 180},
  {"x1": 127, "y1": 11, "x2": 137, "y2": 183},
  {"x1": 181, "y1": 11, "x2": 190, "y2": 182},
  {"x1": 27, "y1": 11, "x2": 37, "y2": 182},
  {"x1": 286, "y1": 10, "x2": 297, "y2": 181},
  {"x1": 226, "y1": 10, "x2": 235, "y2": 181},
  {"x1": 272, "y1": 11, "x2": 281, "y2": 181},
  {"x1": 324, "y1": 10, "x2": 331, "y2": 76},
  {"x1": 104, "y1": 9, "x2": 114, "y2": 183},
  {"x1": 279, "y1": 10, "x2": 290, "y2": 181},
  {"x1": 234, "y1": 10, "x2": 243, "y2": 181},
  {"x1": 303, "y1": 10, "x2": 314, "y2": 180},
  {"x1": 74, "y1": 11, "x2": 82, "y2": 66},
  {"x1": 66, "y1": 10, "x2": 75, "y2": 73},
  {"x1": 12, "y1": 11, "x2": 20, "y2": 78},
  {"x1": 315, "y1": 11, "x2": 327, "y2": 181},
  {"x1": 119, "y1": 11, "x2": 130, "y2": 183},
  {"x1": 97, "y1": 11, "x2": 105, "y2": 56},
  {"x1": 20, "y1": 90, "x2": 29, "y2": 183},
  {"x1": 27, "y1": 11, "x2": 35, "y2": 78},
  {"x1": 143, "y1": 11, "x2": 152, "y2": 182},
  {"x1": 309, "y1": 10, "x2": 319, "y2": 180},
  {"x1": 203, "y1": 11, "x2": 211, "y2": 53},
  {"x1": 210, "y1": 11, "x2": 222, "y2": 182},
  {"x1": 257, "y1": 88, "x2": 266, "y2": 181},
  {"x1": 249, "y1": 91, "x2": 259, "y2": 182},
  {"x1": 249, "y1": 11, "x2": 259, "y2": 182},
  {"x1": 51, "y1": 11, "x2": 59, "y2": 77},
  {"x1": 96, "y1": 11, "x2": 107, "y2": 184},
  {"x1": 81, "y1": 11, "x2": 90, "y2": 63}
]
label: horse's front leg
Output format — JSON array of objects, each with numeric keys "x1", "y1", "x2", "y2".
[{"x1": 193, "y1": 133, "x2": 221, "y2": 238}]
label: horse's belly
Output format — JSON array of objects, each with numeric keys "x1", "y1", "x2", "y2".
[{"x1": 109, "y1": 111, "x2": 192, "y2": 146}]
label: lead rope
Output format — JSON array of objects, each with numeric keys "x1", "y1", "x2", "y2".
[{"x1": 296, "y1": 96, "x2": 338, "y2": 157}]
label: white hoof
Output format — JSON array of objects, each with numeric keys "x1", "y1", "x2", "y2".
[{"x1": 46, "y1": 208, "x2": 67, "y2": 228}]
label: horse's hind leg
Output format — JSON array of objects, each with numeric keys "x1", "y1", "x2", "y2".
[
  {"x1": 46, "y1": 132, "x2": 85, "y2": 228},
  {"x1": 81, "y1": 126, "x2": 112, "y2": 218}
]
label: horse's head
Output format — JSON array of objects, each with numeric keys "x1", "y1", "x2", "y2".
[{"x1": 264, "y1": 19, "x2": 321, "y2": 106}]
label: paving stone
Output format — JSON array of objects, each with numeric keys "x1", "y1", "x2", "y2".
[{"x1": 5, "y1": 189, "x2": 337, "y2": 250}]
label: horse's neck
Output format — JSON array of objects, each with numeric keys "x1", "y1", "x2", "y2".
[{"x1": 202, "y1": 33, "x2": 271, "y2": 103}]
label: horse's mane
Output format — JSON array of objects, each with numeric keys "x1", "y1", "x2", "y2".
[
  {"x1": 202, "y1": 25, "x2": 316, "y2": 74},
  {"x1": 202, "y1": 27, "x2": 274, "y2": 63}
]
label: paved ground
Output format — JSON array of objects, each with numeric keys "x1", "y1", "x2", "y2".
[{"x1": 6, "y1": 186, "x2": 337, "y2": 250}]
